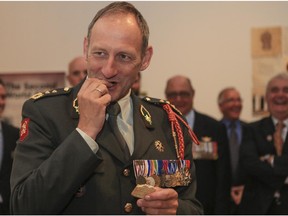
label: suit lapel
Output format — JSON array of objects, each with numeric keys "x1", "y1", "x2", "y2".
[{"x1": 261, "y1": 117, "x2": 283, "y2": 154}]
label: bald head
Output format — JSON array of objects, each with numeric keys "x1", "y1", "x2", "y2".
[
  {"x1": 165, "y1": 75, "x2": 194, "y2": 115},
  {"x1": 67, "y1": 56, "x2": 87, "y2": 86}
]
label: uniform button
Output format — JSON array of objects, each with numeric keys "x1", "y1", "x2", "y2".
[
  {"x1": 123, "y1": 168, "x2": 130, "y2": 176},
  {"x1": 124, "y1": 202, "x2": 133, "y2": 213}
]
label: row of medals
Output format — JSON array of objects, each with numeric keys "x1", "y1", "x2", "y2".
[{"x1": 134, "y1": 161, "x2": 192, "y2": 188}]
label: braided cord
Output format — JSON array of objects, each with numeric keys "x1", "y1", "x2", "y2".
[{"x1": 163, "y1": 104, "x2": 200, "y2": 160}]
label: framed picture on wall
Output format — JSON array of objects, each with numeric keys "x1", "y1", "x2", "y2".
[
  {"x1": 0, "y1": 72, "x2": 65, "y2": 127},
  {"x1": 251, "y1": 26, "x2": 282, "y2": 58},
  {"x1": 251, "y1": 26, "x2": 288, "y2": 117}
]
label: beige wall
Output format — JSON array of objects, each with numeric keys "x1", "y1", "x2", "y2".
[{"x1": 1, "y1": 1, "x2": 288, "y2": 122}]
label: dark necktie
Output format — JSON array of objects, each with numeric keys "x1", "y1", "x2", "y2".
[
  {"x1": 107, "y1": 102, "x2": 130, "y2": 161},
  {"x1": 274, "y1": 121, "x2": 285, "y2": 156},
  {"x1": 229, "y1": 121, "x2": 239, "y2": 182}
]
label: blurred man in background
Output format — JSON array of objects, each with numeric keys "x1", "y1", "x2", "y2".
[
  {"x1": 218, "y1": 87, "x2": 248, "y2": 214},
  {"x1": 0, "y1": 78, "x2": 19, "y2": 214},
  {"x1": 240, "y1": 73, "x2": 288, "y2": 214},
  {"x1": 165, "y1": 75, "x2": 231, "y2": 214},
  {"x1": 66, "y1": 56, "x2": 87, "y2": 87}
]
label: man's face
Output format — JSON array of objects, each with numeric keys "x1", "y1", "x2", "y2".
[
  {"x1": 67, "y1": 57, "x2": 87, "y2": 87},
  {"x1": 165, "y1": 78, "x2": 193, "y2": 115},
  {"x1": 0, "y1": 85, "x2": 7, "y2": 117},
  {"x1": 84, "y1": 13, "x2": 151, "y2": 102},
  {"x1": 219, "y1": 89, "x2": 242, "y2": 121},
  {"x1": 266, "y1": 78, "x2": 288, "y2": 119}
]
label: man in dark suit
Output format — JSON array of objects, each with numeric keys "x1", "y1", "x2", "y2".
[
  {"x1": 240, "y1": 73, "x2": 288, "y2": 214},
  {"x1": 218, "y1": 87, "x2": 248, "y2": 214},
  {"x1": 10, "y1": 2, "x2": 203, "y2": 215},
  {"x1": 165, "y1": 75, "x2": 231, "y2": 214},
  {"x1": 0, "y1": 78, "x2": 19, "y2": 214}
]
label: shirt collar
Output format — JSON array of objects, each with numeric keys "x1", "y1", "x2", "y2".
[
  {"x1": 185, "y1": 109, "x2": 195, "y2": 129},
  {"x1": 117, "y1": 89, "x2": 132, "y2": 123},
  {"x1": 272, "y1": 116, "x2": 288, "y2": 127},
  {"x1": 222, "y1": 118, "x2": 240, "y2": 128}
]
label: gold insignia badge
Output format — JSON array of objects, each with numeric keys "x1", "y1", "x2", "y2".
[
  {"x1": 154, "y1": 140, "x2": 164, "y2": 152},
  {"x1": 30, "y1": 92, "x2": 44, "y2": 100},
  {"x1": 64, "y1": 87, "x2": 70, "y2": 92},
  {"x1": 73, "y1": 98, "x2": 79, "y2": 113},
  {"x1": 140, "y1": 105, "x2": 152, "y2": 125}
]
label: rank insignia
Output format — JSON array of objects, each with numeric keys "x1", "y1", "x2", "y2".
[
  {"x1": 30, "y1": 92, "x2": 44, "y2": 100},
  {"x1": 154, "y1": 140, "x2": 164, "y2": 152},
  {"x1": 140, "y1": 105, "x2": 152, "y2": 125},
  {"x1": 64, "y1": 87, "x2": 70, "y2": 92},
  {"x1": 20, "y1": 118, "x2": 30, "y2": 142}
]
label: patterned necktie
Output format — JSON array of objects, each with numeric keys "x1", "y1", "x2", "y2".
[
  {"x1": 107, "y1": 102, "x2": 130, "y2": 161},
  {"x1": 229, "y1": 121, "x2": 239, "y2": 183},
  {"x1": 274, "y1": 121, "x2": 285, "y2": 156}
]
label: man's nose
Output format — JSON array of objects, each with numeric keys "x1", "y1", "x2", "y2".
[{"x1": 102, "y1": 57, "x2": 117, "y2": 78}]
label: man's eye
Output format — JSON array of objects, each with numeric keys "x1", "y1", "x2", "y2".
[
  {"x1": 93, "y1": 51, "x2": 106, "y2": 57},
  {"x1": 118, "y1": 53, "x2": 132, "y2": 62},
  {"x1": 270, "y1": 87, "x2": 279, "y2": 93},
  {"x1": 283, "y1": 87, "x2": 288, "y2": 93}
]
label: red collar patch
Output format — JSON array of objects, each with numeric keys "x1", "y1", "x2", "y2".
[{"x1": 20, "y1": 118, "x2": 30, "y2": 142}]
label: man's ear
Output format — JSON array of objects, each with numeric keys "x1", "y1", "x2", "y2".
[
  {"x1": 140, "y1": 46, "x2": 153, "y2": 71},
  {"x1": 83, "y1": 37, "x2": 89, "y2": 61}
]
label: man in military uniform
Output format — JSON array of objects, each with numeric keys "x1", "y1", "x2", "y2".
[{"x1": 10, "y1": 2, "x2": 203, "y2": 215}]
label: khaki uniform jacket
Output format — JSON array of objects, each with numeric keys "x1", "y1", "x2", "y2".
[{"x1": 10, "y1": 82, "x2": 203, "y2": 215}]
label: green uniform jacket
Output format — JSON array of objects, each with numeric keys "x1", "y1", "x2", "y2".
[{"x1": 10, "y1": 82, "x2": 203, "y2": 215}]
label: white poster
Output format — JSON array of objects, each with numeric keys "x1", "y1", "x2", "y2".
[{"x1": 0, "y1": 72, "x2": 65, "y2": 127}]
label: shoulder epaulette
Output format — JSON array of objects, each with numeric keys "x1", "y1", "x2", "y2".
[
  {"x1": 142, "y1": 96, "x2": 183, "y2": 116},
  {"x1": 30, "y1": 87, "x2": 72, "y2": 101}
]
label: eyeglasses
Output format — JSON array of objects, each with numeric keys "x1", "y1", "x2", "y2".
[
  {"x1": 166, "y1": 91, "x2": 192, "y2": 99},
  {"x1": 222, "y1": 98, "x2": 242, "y2": 104}
]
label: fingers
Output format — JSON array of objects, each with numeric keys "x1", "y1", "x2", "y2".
[
  {"x1": 77, "y1": 78, "x2": 111, "y2": 139},
  {"x1": 79, "y1": 78, "x2": 108, "y2": 98},
  {"x1": 136, "y1": 188, "x2": 178, "y2": 215}
]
